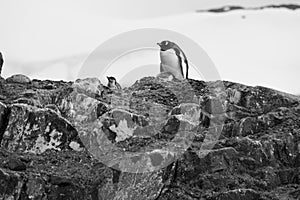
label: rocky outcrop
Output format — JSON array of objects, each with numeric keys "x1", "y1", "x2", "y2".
[
  {"x1": 6, "y1": 74, "x2": 31, "y2": 84},
  {"x1": 196, "y1": 4, "x2": 300, "y2": 13},
  {"x1": 0, "y1": 75, "x2": 299, "y2": 200}
]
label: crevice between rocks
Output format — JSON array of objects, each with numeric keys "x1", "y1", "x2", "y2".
[{"x1": 0, "y1": 105, "x2": 11, "y2": 144}]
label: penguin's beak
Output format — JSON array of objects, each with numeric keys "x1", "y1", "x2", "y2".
[{"x1": 157, "y1": 42, "x2": 161, "y2": 47}]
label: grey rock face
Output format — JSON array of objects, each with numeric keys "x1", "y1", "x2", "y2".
[{"x1": 0, "y1": 75, "x2": 299, "y2": 200}]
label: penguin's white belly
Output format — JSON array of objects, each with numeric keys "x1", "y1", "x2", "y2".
[{"x1": 160, "y1": 50, "x2": 184, "y2": 80}]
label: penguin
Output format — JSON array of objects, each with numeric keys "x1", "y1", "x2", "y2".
[
  {"x1": 107, "y1": 76, "x2": 122, "y2": 90},
  {"x1": 157, "y1": 40, "x2": 189, "y2": 80},
  {"x1": 0, "y1": 52, "x2": 3, "y2": 76}
]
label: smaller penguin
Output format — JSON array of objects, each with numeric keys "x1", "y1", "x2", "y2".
[
  {"x1": 157, "y1": 40, "x2": 189, "y2": 80},
  {"x1": 0, "y1": 52, "x2": 3, "y2": 76},
  {"x1": 107, "y1": 76, "x2": 122, "y2": 91}
]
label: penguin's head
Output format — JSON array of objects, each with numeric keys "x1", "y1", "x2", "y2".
[
  {"x1": 107, "y1": 76, "x2": 116, "y2": 84},
  {"x1": 157, "y1": 40, "x2": 176, "y2": 51}
]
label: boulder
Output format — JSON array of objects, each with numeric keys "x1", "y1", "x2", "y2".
[
  {"x1": 1, "y1": 103, "x2": 83, "y2": 153},
  {"x1": 73, "y1": 77, "x2": 104, "y2": 99},
  {"x1": 3, "y1": 157, "x2": 26, "y2": 171},
  {"x1": 6, "y1": 74, "x2": 31, "y2": 84}
]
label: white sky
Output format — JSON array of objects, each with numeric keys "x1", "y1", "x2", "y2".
[{"x1": 0, "y1": 0, "x2": 300, "y2": 94}]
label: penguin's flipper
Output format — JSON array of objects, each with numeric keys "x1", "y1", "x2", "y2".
[
  {"x1": 116, "y1": 83, "x2": 122, "y2": 90},
  {"x1": 185, "y1": 59, "x2": 189, "y2": 79},
  {"x1": 175, "y1": 45, "x2": 189, "y2": 79},
  {"x1": 180, "y1": 51, "x2": 189, "y2": 79}
]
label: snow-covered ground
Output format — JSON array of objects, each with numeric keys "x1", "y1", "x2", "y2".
[{"x1": 0, "y1": 2, "x2": 299, "y2": 94}]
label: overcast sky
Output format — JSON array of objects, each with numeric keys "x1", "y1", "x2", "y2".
[{"x1": 0, "y1": 0, "x2": 299, "y2": 94}]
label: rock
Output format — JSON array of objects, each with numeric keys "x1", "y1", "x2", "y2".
[
  {"x1": 207, "y1": 147, "x2": 238, "y2": 172},
  {"x1": 227, "y1": 88, "x2": 242, "y2": 104},
  {"x1": 4, "y1": 157, "x2": 26, "y2": 171},
  {"x1": 0, "y1": 80, "x2": 56, "y2": 107},
  {"x1": 276, "y1": 168, "x2": 299, "y2": 185},
  {"x1": 99, "y1": 170, "x2": 164, "y2": 200},
  {"x1": 0, "y1": 103, "x2": 83, "y2": 153},
  {"x1": 73, "y1": 77, "x2": 103, "y2": 99},
  {"x1": 49, "y1": 175, "x2": 72, "y2": 185},
  {"x1": 0, "y1": 102, "x2": 9, "y2": 142},
  {"x1": 0, "y1": 74, "x2": 299, "y2": 199},
  {"x1": 180, "y1": 147, "x2": 238, "y2": 175},
  {"x1": 0, "y1": 168, "x2": 23, "y2": 199},
  {"x1": 130, "y1": 76, "x2": 197, "y2": 107},
  {"x1": 289, "y1": 188, "x2": 300, "y2": 199},
  {"x1": 6, "y1": 74, "x2": 31, "y2": 84},
  {"x1": 31, "y1": 79, "x2": 70, "y2": 90},
  {"x1": 102, "y1": 108, "x2": 150, "y2": 142},
  {"x1": 201, "y1": 96, "x2": 225, "y2": 115},
  {"x1": 25, "y1": 177, "x2": 46, "y2": 199},
  {"x1": 45, "y1": 104, "x2": 61, "y2": 115},
  {"x1": 236, "y1": 117, "x2": 257, "y2": 136},
  {"x1": 161, "y1": 116, "x2": 180, "y2": 139},
  {"x1": 215, "y1": 188, "x2": 261, "y2": 200}
]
